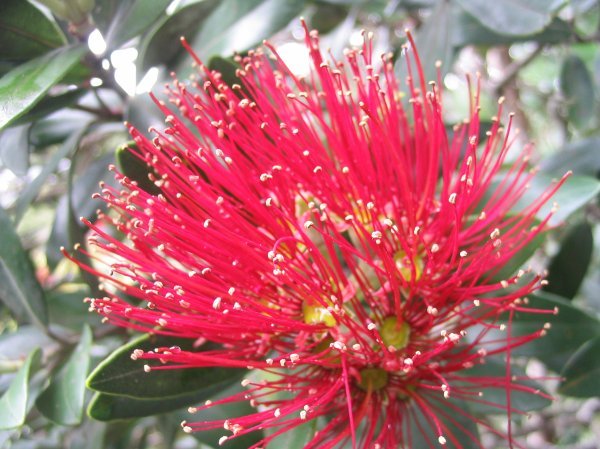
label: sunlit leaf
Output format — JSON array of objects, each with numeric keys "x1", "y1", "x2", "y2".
[
  {"x1": 0, "y1": 45, "x2": 86, "y2": 130},
  {"x1": 87, "y1": 334, "x2": 244, "y2": 399}
]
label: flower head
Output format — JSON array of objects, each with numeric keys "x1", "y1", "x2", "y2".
[{"x1": 68, "y1": 22, "x2": 568, "y2": 449}]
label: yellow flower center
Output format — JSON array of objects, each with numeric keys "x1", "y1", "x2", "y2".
[
  {"x1": 358, "y1": 367, "x2": 389, "y2": 391},
  {"x1": 381, "y1": 316, "x2": 410, "y2": 350}
]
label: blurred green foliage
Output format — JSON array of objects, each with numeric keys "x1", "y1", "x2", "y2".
[{"x1": 1, "y1": 0, "x2": 600, "y2": 448}]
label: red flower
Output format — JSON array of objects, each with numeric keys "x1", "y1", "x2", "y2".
[{"x1": 67, "y1": 22, "x2": 568, "y2": 449}]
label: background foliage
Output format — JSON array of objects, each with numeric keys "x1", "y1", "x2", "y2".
[{"x1": 0, "y1": 0, "x2": 599, "y2": 448}]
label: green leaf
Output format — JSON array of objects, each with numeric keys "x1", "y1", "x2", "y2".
[
  {"x1": 397, "y1": 0, "x2": 455, "y2": 83},
  {"x1": 0, "y1": 45, "x2": 86, "y2": 130},
  {"x1": 9, "y1": 88, "x2": 87, "y2": 128},
  {"x1": 541, "y1": 137, "x2": 600, "y2": 178},
  {"x1": 0, "y1": 0, "x2": 66, "y2": 63},
  {"x1": 105, "y1": 0, "x2": 172, "y2": 49},
  {"x1": 559, "y1": 335, "x2": 600, "y2": 397},
  {"x1": 14, "y1": 123, "x2": 91, "y2": 224},
  {"x1": 455, "y1": 0, "x2": 563, "y2": 36},
  {"x1": 208, "y1": 56, "x2": 242, "y2": 90},
  {"x1": 172, "y1": 384, "x2": 264, "y2": 449},
  {"x1": 0, "y1": 326, "x2": 53, "y2": 366},
  {"x1": 458, "y1": 357, "x2": 551, "y2": 415},
  {"x1": 138, "y1": 0, "x2": 222, "y2": 72},
  {"x1": 36, "y1": 326, "x2": 93, "y2": 425},
  {"x1": 264, "y1": 420, "x2": 316, "y2": 449},
  {"x1": 47, "y1": 286, "x2": 102, "y2": 331},
  {"x1": 46, "y1": 151, "x2": 117, "y2": 269},
  {"x1": 560, "y1": 55, "x2": 595, "y2": 130},
  {"x1": 453, "y1": 15, "x2": 574, "y2": 47},
  {"x1": 91, "y1": 0, "x2": 123, "y2": 35},
  {"x1": 86, "y1": 334, "x2": 244, "y2": 399},
  {"x1": 115, "y1": 141, "x2": 160, "y2": 195},
  {"x1": 505, "y1": 292, "x2": 600, "y2": 373},
  {"x1": 88, "y1": 389, "x2": 212, "y2": 421},
  {"x1": 29, "y1": 109, "x2": 93, "y2": 148},
  {"x1": 512, "y1": 173, "x2": 600, "y2": 225},
  {"x1": 544, "y1": 221, "x2": 594, "y2": 299},
  {"x1": 0, "y1": 124, "x2": 29, "y2": 176},
  {"x1": 124, "y1": 90, "x2": 165, "y2": 132},
  {"x1": 0, "y1": 348, "x2": 41, "y2": 429},
  {"x1": 176, "y1": 0, "x2": 305, "y2": 75},
  {"x1": 491, "y1": 217, "x2": 544, "y2": 282},
  {"x1": 0, "y1": 206, "x2": 48, "y2": 327}
]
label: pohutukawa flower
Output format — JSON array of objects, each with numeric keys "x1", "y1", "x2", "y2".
[{"x1": 66, "y1": 21, "x2": 569, "y2": 449}]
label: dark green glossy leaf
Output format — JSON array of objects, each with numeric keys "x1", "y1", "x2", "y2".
[
  {"x1": 541, "y1": 137, "x2": 600, "y2": 178},
  {"x1": 309, "y1": 2, "x2": 349, "y2": 34},
  {"x1": 504, "y1": 292, "x2": 600, "y2": 373},
  {"x1": 0, "y1": 0, "x2": 66, "y2": 63},
  {"x1": 36, "y1": 326, "x2": 92, "y2": 425},
  {"x1": 172, "y1": 384, "x2": 264, "y2": 449},
  {"x1": 0, "y1": 124, "x2": 29, "y2": 176},
  {"x1": 560, "y1": 55, "x2": 595, "y2": 130},
  {"x1": 208, "y1": 56, "x2": 241, "y2": 89},
  {"x1": 456, "y1": 0, "x2": 563, "y2": 36},
  {"x1": 105, "y1": 0, "x2": 172, "y2": 49},
  {"x1": 458, "y1": 357, "x2": 551, "y2": 415},
  {"x1": 491, "y1": 217, "x2": 544, "y2": 282},
  {"x1": 559, "y1": 335, "x2": 600, "y2": 397},
  {"x1": 0, "y1": 206, "x2": 48, "y2": 327},
  {"x1": 88, "y1": 389, "x2": 209, "y2": 421},
  {"x1": 0, "y1": 349, "x2": 41, "y2": 429},
  {"x1": 138, "y1": 0, "x2": 221, "y2": 72},
  {"x1": 116, "y1": 141, "x2": 160, "y2": 195},
  {"x1": 0, "y1": 45, "x2": 86, "y2": 130},
  {"x1": 86, "y1": 334, "x2": 244, "y2": 399},
  {"x1": 544, "y1": 221, "x2": 594, "y2": 299}
]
